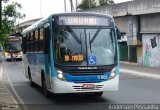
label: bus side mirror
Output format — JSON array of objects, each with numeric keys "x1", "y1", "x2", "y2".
[
  {"x1": 44, "y1": 23, "x2": 50, "y2": 29},
  {"x1": 116, "y1": 26, "x2": 121, "y2": 40}
]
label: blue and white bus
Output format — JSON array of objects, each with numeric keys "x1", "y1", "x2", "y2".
[{"x1": 22, "y1": 13, "x2": 120, "y2": 96}]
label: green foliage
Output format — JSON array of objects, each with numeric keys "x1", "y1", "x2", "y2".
[
  {"x1": 0, "y1": 0, "x2": 25, "y2": 44},
  {"x1": 99, "y1": 0, "x2": 114, "y2": 6},
  {"x1": 77, "y1": 0, "x2": 97, "y2": 10}
]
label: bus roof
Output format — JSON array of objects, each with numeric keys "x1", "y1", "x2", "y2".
[{"x1": 22, "y1": 12, "x2": 113, "y2": 36}]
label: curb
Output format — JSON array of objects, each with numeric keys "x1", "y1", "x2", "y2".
[
  {"x1": 3, "y1": 64, "x2": 28, "y2": 110},
  {"x1": 0, "y1": 64, "x2": 27, "y2": 110},
  {"x1": 0, "y1": 64, "x2": 20, "y2": 110},
  {"x1": 120, "y1": 61, "x2": 141, "y2": 66},
  {"x1": 120, "y1": 68, "x2": 160, "y2": 79}
]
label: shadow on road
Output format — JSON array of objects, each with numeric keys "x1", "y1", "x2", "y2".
[
  {"x1": 51, "y1": 94, "x2": 109, "y2": 105},
  {"x1": 31, "y1": 82, "x2": 110, "y2": 105}
]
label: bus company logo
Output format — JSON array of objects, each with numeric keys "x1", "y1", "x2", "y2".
[{"x1": 78, "y1": 67, "x2": 97, "y2": 70}]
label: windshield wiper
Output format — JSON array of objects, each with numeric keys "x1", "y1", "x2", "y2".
[
  {"x1": 89, "y1": 33, "x2": 92, "y2": 53},
  {"x1": 80, "y1": 33, "x2": 82, "y2": 54},
  {"x1": 66, "y1": 26, "x2": 82, "y2": 44},
  {"x1": 90, "y1": 27, "x2": 101, "y2": 44}
]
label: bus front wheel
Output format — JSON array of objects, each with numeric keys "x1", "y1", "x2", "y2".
[
  {"x1": 42, "y1": 73, "x2": 50, "y2": 97},
  {"x1": 28, "y1": 68, "x2": 34, "y2": 87}
]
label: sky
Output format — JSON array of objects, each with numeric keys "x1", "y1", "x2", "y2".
[{"x1": 4, "y1": 0, "x2": 132, "y2": 23}]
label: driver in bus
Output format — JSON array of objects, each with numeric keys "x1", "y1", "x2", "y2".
[{"x1": 58, "y1": 38, "x2": 67, "y2": 61}]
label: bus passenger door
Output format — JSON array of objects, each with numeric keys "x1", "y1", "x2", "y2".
[{"x1": 44, "y1": 23, "x2": 51, "y2": 89}]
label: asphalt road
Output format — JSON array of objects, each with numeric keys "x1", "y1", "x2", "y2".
[{"x1": 3, "y1": 61, "x2": 160, "y2": 110}]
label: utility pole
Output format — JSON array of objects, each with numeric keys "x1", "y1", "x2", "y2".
[
  {"x1": 64, "y1": 0, "x2": 66, "y2": 12},
  {"x1": 88, "y1": 0, "x2": 91, "y2": 8},
  {"x1": 70, "y1": 0, "x2": 74, "y2": 12},
  {"x1": 40, "y1": 0, "x2": 42, "y2": 18},
  {"x1": 76, "y1": 0, "x2": 77, "y2": 11}
]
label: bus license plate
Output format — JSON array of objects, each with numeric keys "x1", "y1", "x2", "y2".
[{"x1": 83, "y1": 84, "x2": 95, "y2": 89}]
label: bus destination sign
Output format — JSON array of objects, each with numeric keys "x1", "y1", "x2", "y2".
[
  {"x1": 67, "y1": 17, "x2": 97, "y2": 25},
  {"x1": 59, "y1": 16, "x2": 110, "y2": 26}
]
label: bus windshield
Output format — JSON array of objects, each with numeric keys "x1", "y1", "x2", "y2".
[
  {"x1": 54, "y1": 25, "x2": 117, "y2": 66},
  {"x1": 4, "y1": 41, "x2": 21, "y2": 51}
]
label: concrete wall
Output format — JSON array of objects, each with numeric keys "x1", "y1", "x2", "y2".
[
  {"x1": 140, "y1": 13, "x2": 160, "y2": 33},
  {"x1": 81, "y1": 0, "x2": 160, "y2": 35},
  {"x1": 114, "y1": 17, "x2": 127, "y2": 33},
  {"x1": 81, "y1": 0, "x2": 160, "y2": 17},
  {"x1": 137, "y1": 47, "x2": 143, "y2": 65},
  {"x1": 142, "y1": 34, "x2": 160, "y2": 67}
]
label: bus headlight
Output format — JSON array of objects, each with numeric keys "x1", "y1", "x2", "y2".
[
  {"x1": 5, "y1": 52, "x2": 9, "y2": 56},
  {"x1": 18, "y1": 51, "x2": 23, "y2": 55},
  {"x1": 109, "y1": 67, "x2": 116, "y2": 79},
  {"x1": 56, "y1": 68, "x2": 66, "y2": 81}
]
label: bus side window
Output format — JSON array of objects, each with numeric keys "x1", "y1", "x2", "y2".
[
  {"x1": 32, "y1": 31, "x2": 35, "y2": 52},
  {"x1": 39, "y1": 28, "x2": 44, "y2": 53},
  {"x1": 30, "y1": 32, "x2": 33, "y2": 52},
  {"x1": 38, "y1": 29, "x2": 40, "y2": 52},
  {"x1": 28, "y1": 33, "x2": 31, "y2": 52},
  {"x1": 35, "y1": 30, "x2": 39, "y2": 52}
]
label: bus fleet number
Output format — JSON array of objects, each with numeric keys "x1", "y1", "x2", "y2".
[{"x1": 98, "y1": 75, "x2": 108, "y2": 80}]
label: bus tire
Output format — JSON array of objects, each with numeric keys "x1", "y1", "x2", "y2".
[
  {"x1": 41, "y1": 72, "x2": 50, "y2": 97},
  {"x1": 28, "y1": 67, "x2": 34, "y2": 87}
]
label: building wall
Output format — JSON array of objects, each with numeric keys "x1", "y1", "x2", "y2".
[
  {"x1": 81, "y1": 0, "x2": 160, "y2": 17},
  {"x1": 137, "y1": 47, "x2": 143, "y2": 65},
  {"x1": 141, "y1": 13, "x2": 160, "y2": 33},
  {"x1": 114, "y1": 17, "x2": 127, "y2": 33},
  {"x1": 142, "y1": 34, "x2": 160, "y2": 67},
  {"x1": 17, "y1": 18, "x2": 41, "y2": 33}
]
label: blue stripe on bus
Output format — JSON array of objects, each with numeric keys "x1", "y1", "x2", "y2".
[{"x1": 64, "y1": 72, "x2": 111, "y2": 83}]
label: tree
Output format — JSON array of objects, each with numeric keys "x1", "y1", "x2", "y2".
[
  {"x1": 77, "y1": 0, "x2": 96, "y2": 10},
  {"x1": 99, "y1": 0, "x2": 114, "y2": 6},
  {"x1": 0, "y1": 0, "x2": 25, "y2": 44}
]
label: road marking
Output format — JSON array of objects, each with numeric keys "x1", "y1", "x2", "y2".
[
  {"x1": 4, "y1": 65, "x2": 27, "y2": 110},
  {"x1": 0, "y1": 87, "x2": 5, "y2": 90},
  {"x1": 120, "y1": 69, "x2": 160, "y2": 79},
  {"x1": 0, "y1": 92, "x2": 9, "y2": 95}
]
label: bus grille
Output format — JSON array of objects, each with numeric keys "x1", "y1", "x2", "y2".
[
  {"x1": 68, "y1": 72, "x2": 104, "y2": 76},
  {"x1": 72, "y1": 85, "x2": 103, "y2": 91}
]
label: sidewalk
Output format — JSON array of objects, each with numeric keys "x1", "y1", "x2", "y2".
[
  {"x1": 120, "y1": 62, "x2": 160, "y2": 79},
  {"x1": 0, "y1": 64, "x2": 20, "y2": 110}
]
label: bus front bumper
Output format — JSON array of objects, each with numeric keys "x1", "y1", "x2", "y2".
[
  {"x1": 5, "y1": 55, "x2": 22, "y2": 60},
  {"x1": 51, "y1": 76, "x2": 119, "y2": 94}
]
